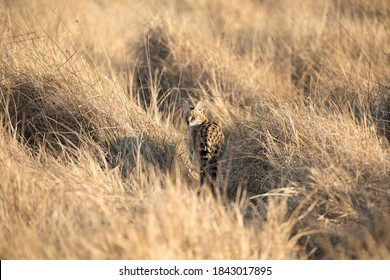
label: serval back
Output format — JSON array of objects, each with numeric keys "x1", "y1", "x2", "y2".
[{"x1": 184, "y1": 100, "x2": 224, "y2": 193}]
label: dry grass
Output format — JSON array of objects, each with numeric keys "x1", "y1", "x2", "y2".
[{"x1": 0, "y1": 0, "x2": 389, "y2": 259}]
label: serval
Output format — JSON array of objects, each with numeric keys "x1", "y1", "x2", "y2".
[{"x1": 184, "y1": 100, "x2": 225, "y2": 194}]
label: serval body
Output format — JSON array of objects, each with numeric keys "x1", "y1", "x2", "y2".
[{"x1": 184, "y1": 100, "x2": 224, "y2": 193}]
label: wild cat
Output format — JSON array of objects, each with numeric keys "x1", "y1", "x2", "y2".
[{"x1": 184, "y1": 100, "x2": 225, "y2": 194}]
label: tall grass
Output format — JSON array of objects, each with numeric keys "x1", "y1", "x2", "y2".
[{"x1": 0, "y1": 0, "x2": 389, "y2": 259}]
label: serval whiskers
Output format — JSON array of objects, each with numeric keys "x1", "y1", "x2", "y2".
[{"x1": 184, "y1": 100, "x2": 225, "y2": 195}]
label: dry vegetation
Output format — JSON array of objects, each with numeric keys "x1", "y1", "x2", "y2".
[{"x1": 0, "y1": 0, "x2": 389, "y2": 259}]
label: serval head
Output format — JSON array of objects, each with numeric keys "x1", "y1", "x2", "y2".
[{"x1": 184, "y1": 100, "x2": 208, "y2": 127}]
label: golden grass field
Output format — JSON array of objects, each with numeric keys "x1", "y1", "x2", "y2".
[{"x1": 0, "y1": 0, "x2": 389, "y2": 259}]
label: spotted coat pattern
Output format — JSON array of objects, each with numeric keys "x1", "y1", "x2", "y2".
[{"x1": 184, "y1": 101, "x2": 224, "y2": 189}]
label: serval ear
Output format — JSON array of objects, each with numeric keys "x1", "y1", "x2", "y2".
[
  {"x1": 194, "y1": 100, "x2": 205, "y2": 111},
  {"x1": 182, "y1": 100, "x2": 191, "y2": 111}
]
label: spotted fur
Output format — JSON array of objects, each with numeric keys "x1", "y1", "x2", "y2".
[{"x1": 184, "y1": 100, "x2": 224, "y2": 191}]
